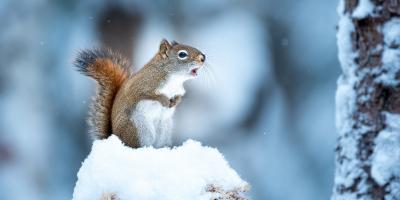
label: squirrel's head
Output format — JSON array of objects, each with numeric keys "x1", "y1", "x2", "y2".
[{"x1": 157, "y1": 39, "x2": 205, "y2": 78}]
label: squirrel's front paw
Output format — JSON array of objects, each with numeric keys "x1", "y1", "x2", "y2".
[{"x1": 169, "y1": 95, "x2": 182, "y2": 108}]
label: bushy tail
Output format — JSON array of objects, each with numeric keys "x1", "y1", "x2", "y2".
[{"x1": 74, "y1": 48, "x2": 130, "y2": 139}]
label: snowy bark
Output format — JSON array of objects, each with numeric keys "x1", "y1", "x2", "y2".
[{"x1": 333, "y1": 0, "x2": 400, "y2": 199}]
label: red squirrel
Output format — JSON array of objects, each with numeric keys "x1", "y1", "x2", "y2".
[{"x1": 75, "y1": 39, "x2": 205, "y2": 148}]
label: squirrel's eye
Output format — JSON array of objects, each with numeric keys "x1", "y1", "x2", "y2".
[{"x1": 178, "y1": 50, "x2": 188, "y2": 60}]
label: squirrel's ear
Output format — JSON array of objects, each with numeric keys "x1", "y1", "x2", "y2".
[
  {"x1": 171, "y1": 40, "x2": 178, "y2": 46},
  {"x1": 159, "y1": 39, "x2": 171, "y2": 58}
]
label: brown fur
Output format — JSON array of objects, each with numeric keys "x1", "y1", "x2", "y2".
[
  {"x1": 75, "y1": 49, "x2": 130, "y2": 139},
  {"x1": 76, "y1": 40, "x2": 205, "y2": 148}
]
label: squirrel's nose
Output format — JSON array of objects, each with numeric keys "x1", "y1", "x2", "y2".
[{"x1": 199, "y1": 54, "x2": 205, "y2": 62}]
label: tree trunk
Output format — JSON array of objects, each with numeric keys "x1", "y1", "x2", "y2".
[
  {"x1": 333, "y1": 0, "x2": 400, "y2": 199},
  {"x1": 97, "y1": 6, "x2": 142, "y2": 64}
]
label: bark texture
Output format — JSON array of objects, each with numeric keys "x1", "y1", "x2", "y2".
[{"x1": 333, "y1": 0, "x2": 400, "y2": 199}]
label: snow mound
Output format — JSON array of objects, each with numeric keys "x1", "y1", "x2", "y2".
[{"x1": 73, "y1": 135, "x2": 249, "y2": 200}]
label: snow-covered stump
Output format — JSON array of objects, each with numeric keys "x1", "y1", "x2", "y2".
[
  {"x1": 333, "y1": 0, "x2": 400, "y2": 199},
  {"x1": 73, "y1": 135, "x2": 249, "y2": 200}
]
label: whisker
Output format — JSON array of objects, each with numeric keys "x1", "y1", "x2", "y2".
[
  {"x1": 205, "y1": 66, "x2": 213, "y2": 89},
  {"x1": 204, "y1": 62, "x2": 217, "y2": 86},
  {"x1": 200, "y1": 65, "x2": 211, "y2": 89}
]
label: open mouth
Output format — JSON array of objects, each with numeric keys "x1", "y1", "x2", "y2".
[{"x1": 191, "y1": 68, "x2": 200, "y2": 76}]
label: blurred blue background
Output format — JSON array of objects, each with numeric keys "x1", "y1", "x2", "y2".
[{"x1": 0, "y1": 0, "x2": 340, "y2": 199}]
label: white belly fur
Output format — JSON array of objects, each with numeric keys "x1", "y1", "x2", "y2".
[
  {"x1": 132, "y1": 74, "x2": 191, "y2": 147},
  {"x1": 132, "y1": 100, "x2": 175, "y2": 147},
  {"x1": 157, "y1": 74, "x2": 190, "y2": 98}
]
